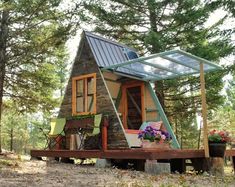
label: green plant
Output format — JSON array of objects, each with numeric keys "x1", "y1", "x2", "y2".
[
  {"x1": 208, "y1": 130, "x2": 231, "y2": 143},
  {"x1": 67, "y1": 113, "x2": 95, "y2": 120}
]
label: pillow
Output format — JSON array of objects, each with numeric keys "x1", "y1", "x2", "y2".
[
  {"x1": 139, "y1": 121, "x2": 166, "y2": 131},
  {"x1": 148, "y1": 121, "x2": 162, "y2": 130}
]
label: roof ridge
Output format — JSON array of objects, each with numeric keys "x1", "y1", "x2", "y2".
[{"x1": 83, "y1": 30, "x2": 137, "y2": 52}]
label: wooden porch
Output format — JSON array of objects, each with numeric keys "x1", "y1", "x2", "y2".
[
  {"x1": 31, "y1": 149, "x2": 235, "y2": 160},
  {"x1": 31, "y1": 115, "x2": 235, "y2": 173},
  {"x1": 31, "y1": 148, "x2": 235, "y2": 174}
]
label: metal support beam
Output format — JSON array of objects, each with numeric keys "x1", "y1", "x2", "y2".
[{"x1": 146, "y1": 82, "x2": 180, "y2": 149}]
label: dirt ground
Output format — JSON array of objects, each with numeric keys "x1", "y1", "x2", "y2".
[{"x1": 0, "y1": 153, "x2": 234, "y2": 187}]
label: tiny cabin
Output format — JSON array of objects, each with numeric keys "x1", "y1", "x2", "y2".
[
  {"x1": 58, "y1": 31, "x2": 220, "y2": 150},
  {"x1": 31, "y1": 31, "x2": 235, "y2": 173}
]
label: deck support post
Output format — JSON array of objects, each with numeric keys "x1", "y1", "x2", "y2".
[
  {"x1": 191, "y1": 158, "x2": 210, "y2": 173},
  {"x1": 102, "y1": 116, "x2": 109, "y2": 151},
  {"x1": 170, "y1": 159, "x2": 186, "y2": 173},
  {"x1": 200, "y1": 63, "x2": 209, "y2": 158},
  {"x1": 232, "y1": 156, "x2": 235, "y2": 174},
  {"x1": 209, "y1": 157, "x2": 224, "y2": 176},
  {"x1": 145, "y1": 160, "x2": 171, "y2": 174}
]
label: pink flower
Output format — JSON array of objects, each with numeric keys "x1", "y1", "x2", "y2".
[{"x1": 161, "y1": 135, "x2": 166, "y2": 140}]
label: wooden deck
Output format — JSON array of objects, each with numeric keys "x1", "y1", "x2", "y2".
[
  {"x1": 31, "y1": 148, "x2": 235, "y2": 173},
  {"x1": 31, "y1": 148, "x2": 235, "y2": 160}
]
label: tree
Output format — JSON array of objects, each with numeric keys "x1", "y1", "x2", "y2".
[
  {"x1": 0, "y1": 0, "x2": 79, "y2": 152},
  {"x1": 1, "y1": 100, "x2": 51, "y2": 153},
  {"x1": 80, "y1": 0, "x2": 235, "y2": 147}
]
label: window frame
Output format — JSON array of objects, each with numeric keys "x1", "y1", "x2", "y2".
[{"x1": 72, "y1": 73, "x2": 97, "y2": 115}]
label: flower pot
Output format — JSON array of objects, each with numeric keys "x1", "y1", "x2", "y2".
[
  {"x1": 209, "y1": 142, "x2": 226, "y2": 157},
  {"x1": 141, "y1": 140, "x2": 170, "y2": 149}
]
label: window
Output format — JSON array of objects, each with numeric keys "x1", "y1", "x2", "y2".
[
  {"x1": 72, "y1": 73, "x2": 96, "y2": 115},
  {"x1": 123, "y1": 48, "x2": 139, "y2": 60}
]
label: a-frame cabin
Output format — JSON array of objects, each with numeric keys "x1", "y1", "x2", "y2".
[
  {"x1": 31, "y1": 31, "x2": 235, "y2": 173},
  {"x1": 58, "y1": 31, "x2": 181, "y2": 149}
]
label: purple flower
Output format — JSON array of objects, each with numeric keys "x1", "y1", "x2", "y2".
[{"x1": 138, "y1": 126, "x2": 172, "y2": 143}]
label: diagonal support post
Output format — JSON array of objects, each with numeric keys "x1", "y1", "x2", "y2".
[{"x1": 146, "y1": 82, "x2": 180, "y2": 149}]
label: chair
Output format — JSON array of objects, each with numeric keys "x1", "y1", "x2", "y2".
[
  {"x1": 45, "y1": 118, "x2": 66, "y2": 149},
  {"x1": 91, "y1": 114, "x2": 102, "y2": 135},
  {"x1": 82, "y1": 114, "x2": 103, "y2": 149}
]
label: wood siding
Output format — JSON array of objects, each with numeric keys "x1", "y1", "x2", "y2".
[{"x1": 144, "y1": 86, "x2": 158, "y2": 121}]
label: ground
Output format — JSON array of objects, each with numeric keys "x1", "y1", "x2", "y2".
[{"x1": 0, "y1": 153, "x2": 234, "y2": 187}]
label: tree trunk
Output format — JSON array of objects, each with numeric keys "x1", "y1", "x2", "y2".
[
  {"x1": 0, "y1": 3, "x2": 10, "y2": 153},
  {"x1": 175, "y1": 118, "x2": 178, "y2": 140},
  {"x1": 147, "y1": 0, "x2": 157, "y2": 33},
  {"x1": 10, "y1": 128, "x2": 13, "y2": 151},
  {"x1": 180, "y1": 122, "x2": 183, "y2": 149}
]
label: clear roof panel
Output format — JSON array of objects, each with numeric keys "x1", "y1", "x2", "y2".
[
  {"x1": 102, "y1": 49, "x2": 222, "y2": 81},
  {"x1": 165, "y1": 52, "x2": 216, "y2": 71},
  {"x1": 145, "y1": 57, "x2": 197, "y2": 75},
  {"x1": 116, "y1": 62, "x2": 176, "y2": 80}
]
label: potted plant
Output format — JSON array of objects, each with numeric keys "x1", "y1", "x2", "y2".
[
  {"x1": 208, "y1": 129, "x2": 231, "y2": 157},
  {"x1": 138, "y1": 126, "x2": 172, "y2": 149}
]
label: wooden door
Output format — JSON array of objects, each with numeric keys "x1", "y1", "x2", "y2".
[{"x1": 122, "y1": 82, "x2": 145, "y2": 129}]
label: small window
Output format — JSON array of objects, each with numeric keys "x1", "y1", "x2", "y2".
[
  {"x1": 72, "y1": 73, "x2": 96, "y2": 115},
  {"x1": 123, "y1": 48, "x2": 139, "y2": 60}
]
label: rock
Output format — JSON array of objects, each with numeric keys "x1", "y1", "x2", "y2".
[
  {"x1": 145, "y1": 160, "x2": 171, "y2": 174},
  {"x1": 95, "y1": 159, "x2": 111, "y2": 168}
]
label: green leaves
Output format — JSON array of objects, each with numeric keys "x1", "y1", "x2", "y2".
[{"x1": 0, "y1": 0, "x2": 76, "y2": 113}]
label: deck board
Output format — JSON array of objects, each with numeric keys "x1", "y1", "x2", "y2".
[{"x1": 31, "y1": 149, "x2": 235, "y2": 160}]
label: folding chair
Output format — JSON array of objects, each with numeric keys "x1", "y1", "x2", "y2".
[
  {"x1": 44, "y1": 118, "x2": 66, "y2": 150},
  {"x1": 82, "y1": 114, "x2": 102, "y2": 149}
]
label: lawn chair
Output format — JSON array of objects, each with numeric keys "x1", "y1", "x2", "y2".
[
  {"x1": 44, "y1": 118, "x2": 66, "y2": 150},
  {"x1": 82, "y1": 114, "x2": 103, "y2": 149}
]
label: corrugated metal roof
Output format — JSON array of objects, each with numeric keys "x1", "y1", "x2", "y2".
[{"x1": 84, "y1": 31, "x2": 138, "y2": 71}]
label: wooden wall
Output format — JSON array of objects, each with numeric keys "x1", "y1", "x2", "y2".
[
  {"x1": 103, "y1": 72, "x2": 121, "y2": 101},
  {"x1": 58, "y1": 35, "x2": 129, "y2": 149},
  {"x1": 144, "y1": 85, "x2": 158, "y2": 121}
]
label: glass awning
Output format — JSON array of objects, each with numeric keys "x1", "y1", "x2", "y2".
[{"x1": 102, "y1": 49, "x2": 222, "y2": 81}]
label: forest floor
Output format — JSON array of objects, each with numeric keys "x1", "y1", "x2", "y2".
[{"x1": 0, "y1": 152, "x2": 234, "y2": 187}]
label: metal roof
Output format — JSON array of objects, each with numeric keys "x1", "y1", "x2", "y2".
[
  {"x1": 84, "y1": 31, "x2": 222, "y2": 81},
  {"x1": 85, "y1": 31, "x2": 138, "y2": 75}
]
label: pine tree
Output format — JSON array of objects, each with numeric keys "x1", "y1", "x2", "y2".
[{"x1": 0, "y1": 0, "x2": 79, "y2": 152}]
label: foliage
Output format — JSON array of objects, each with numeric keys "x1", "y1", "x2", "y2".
[
  {"x1": 67, "y1": 113, "x2": 95, "y2": 120},
  {"x1": 208, "y1": 129, "x2": 231, "y2": 143},
  {"x1": 1, "y1": 100, "x2": 50, "y2": 154},
  {"x1": 208, "y1": 69, "x2": 235, "y2": 141},
  {"x1": 0, "y1": 0, "x2": 81, "y2": 152},
  {"x1": 138, "y1": 126, "x2": 171, "y2": 143},
  {"x1": 0, "y1": 0, "x2": 76, "y2": 113}
]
